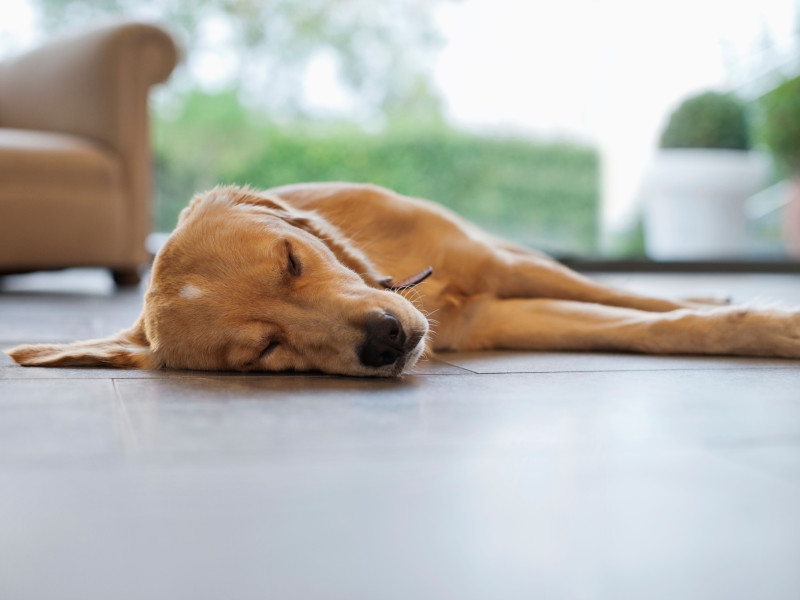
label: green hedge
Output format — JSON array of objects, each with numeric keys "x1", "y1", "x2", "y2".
[{"x1": 153, "y1": 93, "x2": 599, "y2": 253}]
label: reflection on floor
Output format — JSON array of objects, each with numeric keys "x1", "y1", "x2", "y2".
[{"x1": 1, "y1": 269, "x2": 799, "y2": 600}]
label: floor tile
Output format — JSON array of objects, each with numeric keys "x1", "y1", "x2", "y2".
[
  {"x1": 0, "y1": 316, "x2": 98, "y2": 344},
  {"x1": 109, "y1": 369, "x2": 800, "y2": 463},
  {"x1": 721, "y1": 442, "x2": 800, "y2": 482},
  {"x1": 0, "y1": 297, "x2": 142, "y2": 343},
  {"x1": 0, "y1": 379, "x2": 123, "y2": 464},
  {"x1": 438, "y1": 350, "x2": 800, "y2": 373},
  {"x1": 0, "y1": 451, "x2": 797, "y2": 600}
]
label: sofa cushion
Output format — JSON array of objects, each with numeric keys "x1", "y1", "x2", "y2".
[
  {"x1": 0, "y1": 128, "x2": 121, "y2": 183},
  {"x1": 0, "y1": 128, "x2": 129, "y2": 269}
]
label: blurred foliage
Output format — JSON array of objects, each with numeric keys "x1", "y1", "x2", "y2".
[
  {"x1": 154, "y1": 89, "x2": 599, "y2": 253},
  {"x1": 660, "y1": 91, "x2": 751, "y2": 150},
  {"x1": 605, "y1": 218, "x2": 647, "y2": 258},
  {"x1": 31, "y1": 0, "x2": 600, "y2": 253},
  {"x1": 759, "y1": 75, "x2": 800, "y2": 174},
  {"x1": 30, "y1": 0, "x2": 448, "y2": 120}
]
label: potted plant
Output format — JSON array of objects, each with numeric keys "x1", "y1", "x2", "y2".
[
  {"x1": 641, "y1": 91, "x2": 767, "y2": 259},
  {"x1": 759, "y1": 75, "x2": 800, "y2": 258}
]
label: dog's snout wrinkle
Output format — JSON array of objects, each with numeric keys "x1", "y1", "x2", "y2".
[{"x1": 359, "y1": 312, "x2": 407, "y2": 368}]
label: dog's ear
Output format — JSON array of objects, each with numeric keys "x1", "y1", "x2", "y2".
[
  {"x1": 6, "y1": 323, "x2": 155, "y2": 369},
  {"x1": 177, "y1": 186, "x2": 288, "y2": 227},
  {"x1": 233, "y1": 188, "x2": 288, "y2": 212},
  {"x1": 176, "y1": 191, "x2": 208, "y2": 226}
]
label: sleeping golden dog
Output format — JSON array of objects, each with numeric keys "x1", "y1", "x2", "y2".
[{"x1": 7, "y1": 182, "x2": 800, "y2": 375}]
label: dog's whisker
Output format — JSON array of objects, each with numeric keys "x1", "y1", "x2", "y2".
[
  {"x1": 420, "y1": 308, "x2": 439, "y2": 322},
  {"x1": 396, "y1": 287, "x2": 426, "y2": 310},
  {"x1": 399, "y1": 292, "x2": 422, "y2": 307}
]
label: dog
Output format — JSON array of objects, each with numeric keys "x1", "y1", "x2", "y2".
[{"x1": 6, "y1": 182, "x2": 800, "y2": 376}]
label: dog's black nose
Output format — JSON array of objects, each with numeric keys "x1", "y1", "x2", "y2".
[{"x1": 359, "y1": 312, "x2": 407, "y2": 368}]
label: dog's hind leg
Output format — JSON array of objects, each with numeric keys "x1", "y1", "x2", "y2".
[
  {"x1": 468, "y1": 247, "x2": 744, "y2": 312},
  {"x1": 481, "y1": 253, "x2": 709, "y2": 313},
  {"x1": 436, "y1": 297, "x2": 800, "y2": 358}
]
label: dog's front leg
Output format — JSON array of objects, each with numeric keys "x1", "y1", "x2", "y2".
[{"x1": 434, "y1": 298, "x2": 800, "y2": 358}]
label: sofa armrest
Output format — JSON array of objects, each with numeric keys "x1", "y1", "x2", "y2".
[{"x1": 0, "y1": 21, "x2": 178, "y2": 152}]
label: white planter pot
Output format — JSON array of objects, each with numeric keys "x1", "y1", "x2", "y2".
[
  {"x1": 641, "y1": 149, "x2": 767, "y2": 260},
  {"x1": 784, "y1": 176, "x2": 800, "y2": 259}
]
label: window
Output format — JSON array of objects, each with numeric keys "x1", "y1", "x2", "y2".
[{"x1": 4, "y1": 0, "x2": 799, "y2": 263}]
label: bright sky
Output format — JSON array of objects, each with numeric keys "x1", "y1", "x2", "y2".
[
  {"x1": 435, "y1": 0, "x2": 797, "y2": 139},
  {"x1": 432, "y1": 0, "x2": 799, "y2": 236},
  {"x1": 2, "y1": 0, "x2": 798, "y2": 235}
]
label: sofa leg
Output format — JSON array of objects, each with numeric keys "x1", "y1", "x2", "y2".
[{"x1": 111, "y1": 268, "x2": 141, "y2": 286}]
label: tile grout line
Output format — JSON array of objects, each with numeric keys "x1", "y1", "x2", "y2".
[
  {"x1": 111, "y1": 379, "x2": 140, "y2": 456},
  {"x1": 428, "y1": 361, "x2": 481, "y2": 375}
]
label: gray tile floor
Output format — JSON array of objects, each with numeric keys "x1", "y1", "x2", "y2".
[{"x1": 1, "y1": 269, "x2": 799, "y2": 600}]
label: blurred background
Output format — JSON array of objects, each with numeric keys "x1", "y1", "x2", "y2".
[{"x1": 2, "y1": 0, "x2": 799, "y2": 261}]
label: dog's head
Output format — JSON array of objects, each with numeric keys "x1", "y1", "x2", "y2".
[{"x1": 7, "y1": 186, "x2": 430, "y2": 376}]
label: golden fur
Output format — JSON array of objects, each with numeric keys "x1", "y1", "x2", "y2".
[{"x1": 7, "y1": 182, "x2": 800, "y2": 375}]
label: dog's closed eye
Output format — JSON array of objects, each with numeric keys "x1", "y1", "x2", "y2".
[
  {"x1": 285, "y1": 241, "x2": 302, "y2": 277},
  {"x1": 252, "y1": 340, "x2": 281, "y2": 367},
  {"x1": 258, "y1": 340, "x2": 281, "y2": 360},
  {"x1": 242, "y1": 340, "x2": 281, "y2": 369}
]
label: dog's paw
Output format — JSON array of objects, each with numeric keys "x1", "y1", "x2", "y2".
[
  {"x1": 683, "y1": 293, "x2": 732, "y2": 307},
  {"x1": 722, "y1": 307, "x2": 800, "y2": 358}
]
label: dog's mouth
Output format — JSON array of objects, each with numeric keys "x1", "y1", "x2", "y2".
[{"x1": 387, "y1": 330, "x2": 427, "y2": 377}]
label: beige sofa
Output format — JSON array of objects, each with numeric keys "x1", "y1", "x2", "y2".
[{"x1": 0, "y1": 22, "x2": 178, "y2": 284}]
